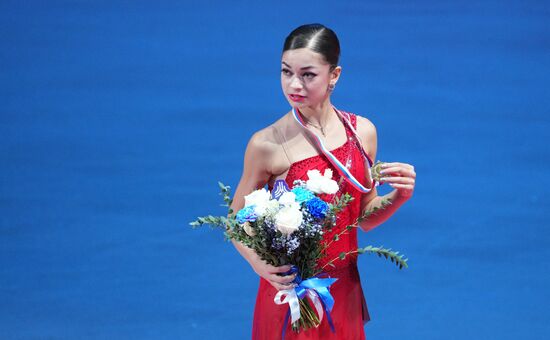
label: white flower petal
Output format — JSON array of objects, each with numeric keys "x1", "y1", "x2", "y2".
[
  {"x1": 278, "y1": 192, "x2": 297, "y2": 205},
  {"x1": 275, "y1": 205, "x2": 303, "y2": 235}
]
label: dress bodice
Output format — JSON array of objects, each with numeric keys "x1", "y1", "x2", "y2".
[{"x1": 268, "y1": 112, "x2": 370, "y2": 270}]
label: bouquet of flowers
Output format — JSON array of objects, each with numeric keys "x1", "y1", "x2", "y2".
[{"x1": 190, "y1": 164, "x2": 408, "y2": 335}]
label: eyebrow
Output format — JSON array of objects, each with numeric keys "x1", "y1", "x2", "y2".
[{"x1": 281, "y1": 61, "x2": 315, "y2": 70}]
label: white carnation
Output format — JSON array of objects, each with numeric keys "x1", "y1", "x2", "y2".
[
  {"x1": 244, "y1": 188, "x2": 271, "y2": 216},
  {"x1": 274, "y1": 205, "x2": 303, "y2": 235},
  {"x1": 305, "y1": 170, "x2": 323, "y2": 194},
  {"x1": 323, "y1": 168, "x2": 334, "y2": 179},
  {"x1": 306, "y1": 169, "x2": 339, "y2": 195}
]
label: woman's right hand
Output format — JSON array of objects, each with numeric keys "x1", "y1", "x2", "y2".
[{"x1": 249, "y1": 256, "x2": 297, "y2": 291}]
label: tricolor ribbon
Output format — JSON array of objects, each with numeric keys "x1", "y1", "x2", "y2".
[
  {"x1": 292, "y1": 106, "x2": 380, "y2": 193},
  {"x1": 274, "y1": 266, "x2": 337, "y2": 339}
]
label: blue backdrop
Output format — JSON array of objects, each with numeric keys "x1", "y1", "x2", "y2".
[{"x1": 1, "y1": 1, "x2": 549, "y2": 339}]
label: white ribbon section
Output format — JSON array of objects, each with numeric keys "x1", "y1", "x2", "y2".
[
  {"x1": 306, "y1": 290, "x2": 324, "y2": 323},
  {"x1": 274, "y1": 288, "x2": 325, "y2": 325},
  {"x1": 274, "y1": 289, "x2": 301, "y2": 324}
]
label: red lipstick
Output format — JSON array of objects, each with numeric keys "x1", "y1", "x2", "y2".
[{"x1": 289, "y1": 94, "x2": 306, "y2": 102}]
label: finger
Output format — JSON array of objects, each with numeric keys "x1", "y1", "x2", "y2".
[
  {"x1": 269, "y1": 264, "x2": 293, "y2": 274},
  {"x1": 380, "y1": 162, "x2": 409, "y2": 168},
  {"x1": 381, "y1": 163, "x2": 415, "y2": 174},
  {"x1": 381, "y1": 162, "x2": 413, "y2": 167},
  {"x1": 268, "y1": 272, "x2": 297, "y2": 284},
  {"x1": 380, "y1": 166, "x2": 407, "y2": 174},
  {"x1": 379, "y1": 176, "x2": 415, "y2": 185},
  {"x1": 380, "y1": 167, "x2": 415, "y2": 178},
  {"x1": 268, "y1": 276, "x2": 297, "y2": 289},
  {"x1": 389, "y1": 183, "x2": 414, "y2": 190}
]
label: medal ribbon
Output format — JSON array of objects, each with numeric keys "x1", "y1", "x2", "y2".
[{"x1": 292, "y1": 106, "x2": 379, "y2": 193}]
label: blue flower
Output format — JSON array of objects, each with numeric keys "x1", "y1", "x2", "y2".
[
  {"x1": 291, "y1": 187, "x2": 315, "y2": 203},
  {"x1": 236, "y1": 205, "x2": 258, "y2": 224},
  {"x1": 305, "y1": 197, "x2": 329, "y2": 219}
]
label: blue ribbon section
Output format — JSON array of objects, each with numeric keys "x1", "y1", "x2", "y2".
[{"x1": 279, "y1": 266, "x2": 337, "y2": 339}]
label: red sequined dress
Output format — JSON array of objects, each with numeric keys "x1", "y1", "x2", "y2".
[{"x1": 252, "y1": 112, "x2": 371, "y2": 340}]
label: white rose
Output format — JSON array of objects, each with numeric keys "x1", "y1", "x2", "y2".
[
  {"x1": 278, "y1": 192, "x2": 301, "y2": 211},
  {"x1": 242, "y1": 222, "x2": 256, "y2": 237},
  {"x1": 278, "y1": 192, "x2": 297, "y2": 205},
  {"x1": 274, "y1": 205, "x2": 303, "y2": 235},
  {"x1": 244, "y1": 188, "x2": 271, "y2": 216},
  {"x1": 265, "y1": 199, "x2": 281, "y2": 215},
  {"x1": 253, "y1": 205, "x2": 268, "y2": 217},
  {"x1": 306, "y1": 169, "x2": 339, "y2": 195}
]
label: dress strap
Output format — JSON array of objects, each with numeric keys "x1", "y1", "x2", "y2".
[
  {"x1": 337, "y1": 110, "x2": 374, "y2": 167},
  {"x1": 273, "y1": 125, "x2": 294, "y2": 165}
]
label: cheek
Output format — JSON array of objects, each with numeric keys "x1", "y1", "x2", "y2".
[
  {"x1": 306, "y1": 79, "x2": 327, "y2": 94},
  {"x1": 281, "y1": 76, "x2": 290, "y2": 88}
]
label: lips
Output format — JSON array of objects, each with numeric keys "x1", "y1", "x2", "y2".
[{"x1": 289, "y1": 94, "x2": 306, "y2": 102}]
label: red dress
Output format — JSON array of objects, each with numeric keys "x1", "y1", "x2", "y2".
[{"x1": 253, "y1": 112, "x2": 371, "y2": 340}]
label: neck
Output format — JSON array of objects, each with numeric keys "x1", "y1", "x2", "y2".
[{"x1": 296, "y1": 99, "x2": 335, "y2": 127}]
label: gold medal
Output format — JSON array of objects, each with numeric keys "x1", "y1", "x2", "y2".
[{"x1": 370, "y1": 161, "x2": 386, "y2": 182}]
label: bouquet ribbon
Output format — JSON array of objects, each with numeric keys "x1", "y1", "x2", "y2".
[{"x1": 274, "y1": 267, "x2": 337, "y2": 339}]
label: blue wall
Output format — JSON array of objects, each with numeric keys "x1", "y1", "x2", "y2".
[{"x1": 1, "y1": 1, "x2": 549, "y2": 339}]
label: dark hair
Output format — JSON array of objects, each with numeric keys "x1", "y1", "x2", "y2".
[{"x1": 282, "y1": 23, "x2": 340, "y2": 71}]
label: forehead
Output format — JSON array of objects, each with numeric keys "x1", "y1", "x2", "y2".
[{"x1": 281, "y1": 48, "x2": 328, "y2": 67}]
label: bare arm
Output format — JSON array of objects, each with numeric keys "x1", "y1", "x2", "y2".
[
  {"x1": 229, "y1": 129, "x2": 297, "y2": 290},
  {"x1": 356, "y1": 117, "x2": 416, "y2": 232}
]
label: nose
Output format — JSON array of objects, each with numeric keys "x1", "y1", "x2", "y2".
[{"x1": 289, "y1": 74, "x2": 303, "y2": 90}]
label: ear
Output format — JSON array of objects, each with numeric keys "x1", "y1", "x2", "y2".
[{"x1": 330, "y1": 65, "x2": 342, "y2": 84}]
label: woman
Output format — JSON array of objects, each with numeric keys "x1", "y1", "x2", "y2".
[{"x1": 229, "y1": 23, "x2": 416, "y2": 340}]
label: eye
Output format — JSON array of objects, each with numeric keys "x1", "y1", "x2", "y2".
[
  {"x1": 303, "y1": 72, "x2": 316, "y2": 79},
  {"x1": 281, "y1": 68, "x2": 292, "y2": 75}
]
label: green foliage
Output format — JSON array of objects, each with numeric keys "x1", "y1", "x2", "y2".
[
  {"x1": 321, "y1": 245, "x2": 408, "y2": 271},
  {"x1": 330, "y1": 193, "x2": 354, "y2": 215},
  {"x1": 358, "y1": 245, "x2": 409, "y2": 269},
  {"x1": 189, "y1": 182, "x2": 238, "y2": 236},
  {"x1": 218, "y1": 182, "x2": 234, "y2": 210},
  {"x1": 357, "y1": 197, "x2": 393, "y2": 224},
  {"x1": 318, "y1": 195, "x2": 409, "y2": 273}
]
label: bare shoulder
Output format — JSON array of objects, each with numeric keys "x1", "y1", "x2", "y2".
[
  {"x1": 355, "y1": 114, "x2": 376, "y2": 136},
  {"x1": 243, "y1": 112, "x2": 292, "y2": 174},
  {"x1": 229, "y1": 113, "x2": 291, "y2": 216},
  {"x1": 354, "y1": 114, "x2": 378, "y2": 160},
  {"x1": 247, "y1": 113, "x2": 289, "y2": 155},
  {"x1": 247, "y1": 126, "x2": 276, "y2": 156}
]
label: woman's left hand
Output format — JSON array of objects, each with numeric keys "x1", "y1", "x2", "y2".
[{"x1": 378, "y1": 162, "x2": 416, "y2": 199}]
